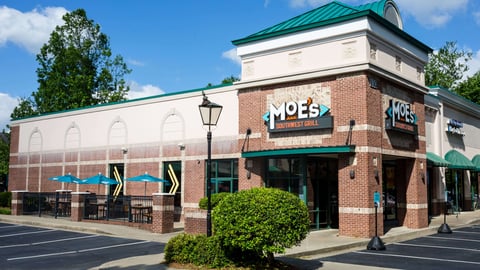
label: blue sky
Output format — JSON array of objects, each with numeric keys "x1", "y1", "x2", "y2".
[{"x1": 1, "y1": 0, "x2": 480, "y2": 130}]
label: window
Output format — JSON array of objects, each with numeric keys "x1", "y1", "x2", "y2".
[
  {"x1": 266, "y1": 158, "x2": 302, "y2": 195},
  {"x1": 163, "y1": 161, "x2": 182, "y2": 209},
  {"x1": 207, "y1": 159, "x2": 238, "y2": 194}
]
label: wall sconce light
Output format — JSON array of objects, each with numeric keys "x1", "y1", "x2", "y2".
[
  {"x1": 178, "y1": 143, "x2": 185, "y2": 150},
  {"x1": 349, "y1": 169, "x2": 355, "y2": 179},
  {"x1": 246, "y1": 159, "x2": 253, "y2": 180},
  {"x1": 121, "y1": 147, "x2": 128, "y2": 154}
]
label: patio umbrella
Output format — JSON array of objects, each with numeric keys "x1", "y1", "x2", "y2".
[
  {"x1": 81, "y1": 173, "x2": 119, "y2": 185},
  {"x1": 48, "y1": 173, "x2": 81, "y2": 183},
  {"x1": 126, "y1": 172, "x2": 169, "y2": 195}
]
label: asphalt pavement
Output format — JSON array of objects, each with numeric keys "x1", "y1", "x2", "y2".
[{"x1": 1, "y1": 210, "x2": 480, "y2": 269}]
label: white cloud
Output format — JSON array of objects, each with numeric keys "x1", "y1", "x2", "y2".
[
  {"x1": 0, "y1": 92, "x2": 19, "y2": 129},
  {"x1": 222, "y1": 48, "x2": 241, "y2": 66},
  {"x1": 0, "y1": 6, "x2": 67, "y2": 54},
  {"x1": 127, "y1": 81, "x2": 165, "y2": 100},
  {"x1": 127, "y1": 58, "x2": 145, "y2": 67},
  {"x1": 474, "y1": 11, "x2": 480, "y2": 26},
  {"x1": 395, "y1": 0, "x2": 468, "y2": 28},
  {"x1": 465, "y1": 49, "x2": 480, "y2": 78}
]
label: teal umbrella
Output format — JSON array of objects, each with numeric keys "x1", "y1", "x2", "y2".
[
  {"x1": 126, "y1": 172, "x2": 169, "y2": 195},
  {"x1": 82, "y1": 173, "x2": 118, "y2": 185},
  {"x1": 48, "y1": 173, "x2": 81, "y2": 183}
]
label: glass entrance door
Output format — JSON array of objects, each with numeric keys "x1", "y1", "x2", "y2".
[{"x1": 383, "y1": 166, "x2": 397, "y2": 223}]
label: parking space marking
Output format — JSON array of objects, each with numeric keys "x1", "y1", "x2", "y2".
[
  {"x1": 7, "y1": 240, "x2": 151, "y2": 261},
  {"x1": 454, "y1": 231, "x2": 480, "y2": 235},
  {"x1": 393, "y1": 242, "x2": 480, "y2": 252},
  {"x1": 353, "y1": 251, "x2": 480, "y2": 266},
  {"x1": 0, "y1": 229, "x2": 56, "y2": 238},
  {"x1": 0, "y1": 235, "x2": 99, "y2": 249},
  {"x1": 0, "y1": 224, "x2": 22, "y2": 229},
  {"x1": 426, "y1": 235, "x2": 480, "y2": 243}
]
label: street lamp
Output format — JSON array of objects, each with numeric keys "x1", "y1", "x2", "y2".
[{"x1": 198, "y1": 92, "x2": 223, "y2": 237}]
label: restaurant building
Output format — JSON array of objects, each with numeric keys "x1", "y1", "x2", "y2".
[{"x1": 10, "y1": 0, "x2": 479, "y2": 238}]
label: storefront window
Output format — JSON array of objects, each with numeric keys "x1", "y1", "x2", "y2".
[
  {"x1": 208, "y1": 159, "x2": 238, "y2": 194},
  {"x1": 266, "y1": 158, "x2": 302, "y2": 195}
]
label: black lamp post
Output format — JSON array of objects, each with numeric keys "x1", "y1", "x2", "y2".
[{"x1": 198, "y1": 92, "x2": 223, "y2": 237}]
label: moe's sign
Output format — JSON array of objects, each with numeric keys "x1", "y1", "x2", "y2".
[
  {"x1": 385, "y1": 99, "x2": 418, "y2": 135},
  {"x1": 263, "y1": 97, "x2": 333, "y2": 133}
]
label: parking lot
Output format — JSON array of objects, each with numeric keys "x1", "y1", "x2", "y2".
[
  {"x1": 322, "y1": 223, "x2": 480, "y2": 270},
  {"x1": 0, "y1": 222, "x2": 165, "y2": 270}
]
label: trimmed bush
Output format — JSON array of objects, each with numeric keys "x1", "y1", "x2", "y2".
[
  {"x1": 164, "y1": 233, "x2": 232, "y2": 268},
  {"x1": 198, "y1": 192, "x2": 231, "y2": 210},
  {"x1": 212, "y1": 187, "x2": 310, "y2": 261}
]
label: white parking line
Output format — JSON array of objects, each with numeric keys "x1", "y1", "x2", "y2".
[
  {"x1": 393, "y1": 242, "x2": 480, "y2": 252},
  {"x1": 0, "y1": 235, "x2": 99, "y2": 249},
  {"x1": 354, "y1": 251, "x2": 480, "y2": 266},
  {"x1": 426, "y1": 235, "x2": 480, "y2": 243},
  {"x1": 7, "y1": 240, "x2": 151, "y2": 261},
  {"x1": 454, "y1": 230, "x2": 480, "y2": 235},
  {"x1": 0, "y1": 225, "x2": 21, "y2": 229},
  {"x1": 0, "y1": 229, "x2": 56, "y2": 238}
]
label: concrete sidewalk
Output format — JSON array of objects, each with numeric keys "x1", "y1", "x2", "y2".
[{"x1": 1, "y1": 210, "x2": 480, "y2": 269}]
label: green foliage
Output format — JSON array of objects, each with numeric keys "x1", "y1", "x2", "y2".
[
  {"x1": 164, "y1": 233, "x2": 232, "y2": 268},
  {"x1": 212, "y1": 187, "x2": 310, "y2": 260},
  {"x1": 0, "y1": 192, "x2": 12, "y2": 207},
  {"x1": 455, "y1": 71, "x2": 480, "y2": 104},
  {"x1": 0, "y1": 132, "x2": 9, "y2": 176},
  {"x1": 198, "y1": 192, "x2": 231, "y2": 210},
  {"x1": 425, "y1": 41, "x2": 472, "y2": 90},
  {"x1": 0, "y1": 207, "x2": 11, "y2": 215},
  {"x1": 11, "y1": 8, "x2": 131, "y2": 119}
]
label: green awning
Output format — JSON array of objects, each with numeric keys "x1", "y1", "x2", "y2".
[
  {"x1": 427, "y1": 152, "x2": 450, "y2": 167},
  {"x1": 444, "y1": 150, "x2": 476, "y2": 170},
  {"x1": 472, "y1": 155, "x2": 480, "y2": 172},
  {"x1": 242, "y1": 145, "x2": 355, "y2": 158}
]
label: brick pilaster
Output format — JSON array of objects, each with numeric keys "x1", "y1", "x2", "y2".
[
  {"x1": 70, "y1": 192, "x2": 88, "y2": 222},
  {"x1": 11, "y1": 190, "x2": 27, "y2": 215},
  {"x1": 151, "y1": 193, "x2": 174, "y2": 234}
]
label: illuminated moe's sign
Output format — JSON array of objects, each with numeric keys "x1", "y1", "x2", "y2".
[
  {"x1": 263, "y1": 97, "x2": 333, "y2": 133},
  {"x1": 385, "y1": 99, "x2": 418, "y2": 135}
]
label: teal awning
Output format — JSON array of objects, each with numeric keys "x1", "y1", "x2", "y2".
[
  {"x1": 427, "y1": 152, "x2": 450, "y2": 167},
  {"x1": 242, "y1": 145, "x2": 355, "y2": 158},
  {"x1": 444, "y1": 150, "x2": 476, "y2": 170},
  {"x1": 472, "y1": 155, "x2": 480, "y2": 172}
]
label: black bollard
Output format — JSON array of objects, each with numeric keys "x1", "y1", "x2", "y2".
[{"x1": 367, "y1": 202, "x2": 386, "y2": 250}]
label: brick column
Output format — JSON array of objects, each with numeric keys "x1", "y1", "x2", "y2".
[
  {"x1": 11, "y1": 190, "x2": 27, "y2": 215},
  {"x1": 151, "y1": 193, "x2": 174, "y2": 234},
  {"x1": 70, "y1": 192, "x2": 89, "y2": 222},
  {"x1": 184, "y1": 208, "x2": 207, "y2": 235}
]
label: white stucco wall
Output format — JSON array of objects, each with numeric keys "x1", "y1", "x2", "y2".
[{"x1": 13, "y1": 86, "x2": 239, "y2": 153}]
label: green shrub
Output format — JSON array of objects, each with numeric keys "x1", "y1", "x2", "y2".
[
  {"x1": 198, "y1": 192, "x2": 231, "y2": 210},
  {"x1": 212, "y1": 187, "x2": 310, "y2": 261},
  {"x1": 0, "y1": 192, "x2": 11, "y2": 207},
  {"x1": 164, "y1": 233, "x2": 232, "y2": 268},
  {"x1": 0, "y1": 207, "x2": 11, "y2": 215}
]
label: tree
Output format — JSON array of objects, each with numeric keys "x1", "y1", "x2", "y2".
[
  {"x1": 455, "y1": 71, "x2": 480, "y2": 104},
  {"x1": 206, "y1": 75, "x2": 240, "y2": 87},
  {"x1": 0, "y1": 131, "x2": 9, "y2": 191},
  {"x1": 425, "y1": 41, "x2": 472, "y2": 90},
  {"x1": 11, "y1": 9, "x2": 131, "y2": 118}
]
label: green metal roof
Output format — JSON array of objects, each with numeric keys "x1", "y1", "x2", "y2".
[
  {"x1": 232, "y1": 0, "x2": 431, "y2": 53},
  {"x1": 426, "y1": 152, "x2": 450, "y2": 167},
  {"x1": 444, "y1": 150, "x2": 476, "y2": 170},
  {"x1": 241, "y1": 145, "x2": 355, "y2": 158},
  {"x1": 472, "y1": 155, "x2": 480, "y2": 171}
]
